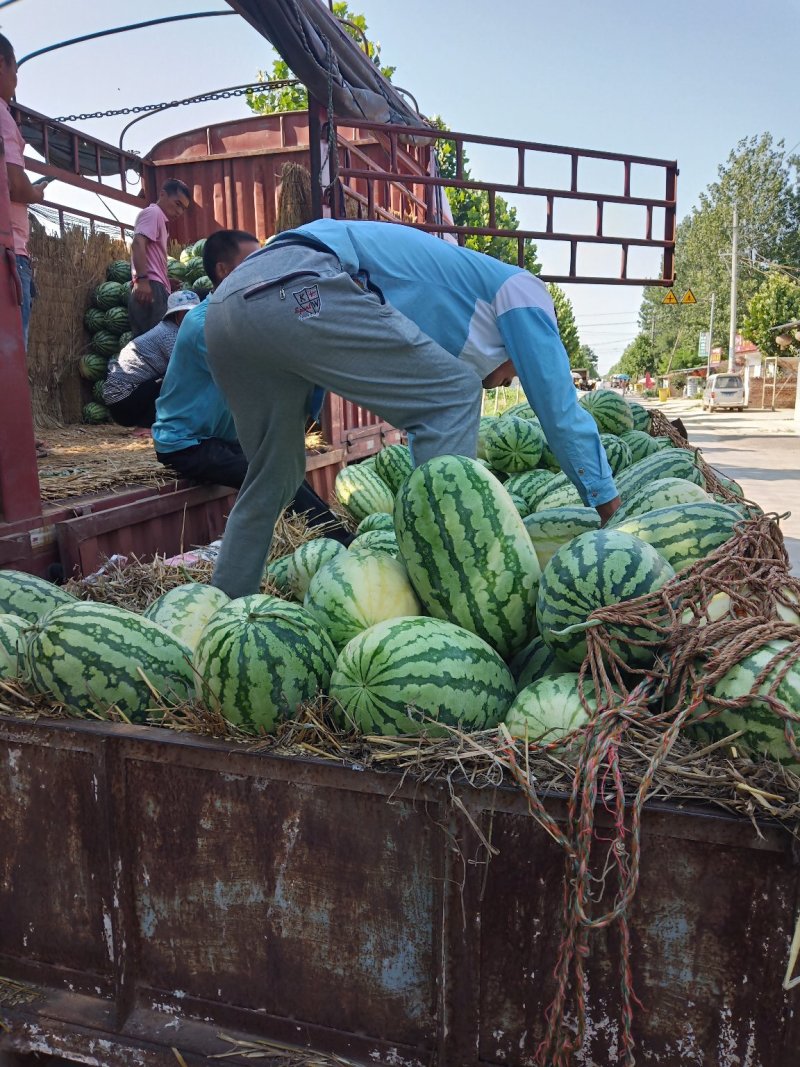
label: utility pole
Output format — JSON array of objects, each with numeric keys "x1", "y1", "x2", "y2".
[
  {"x1": 706, "y1": 292, "x2": 716, "y2": 377},
  {"x1": 728, "y1": 205, "x2": 739, "y2": 372}
]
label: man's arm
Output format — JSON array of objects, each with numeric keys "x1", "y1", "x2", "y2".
[
  {"x1": 6, "y1": 164, "x2": 46, "y2": 206},
  {"x1": 496, "y1": 300, "x2": 621, "y2": 522}
]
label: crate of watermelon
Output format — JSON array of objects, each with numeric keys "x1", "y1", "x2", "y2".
[{"x1": 1, "y1": 394, "x2": 799, "y2": 1066}]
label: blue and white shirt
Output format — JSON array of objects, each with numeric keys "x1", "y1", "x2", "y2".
[
  {"x1": 269, "y1": 219, "x2": 616, "y2": 507},
  {"x1": 103, "y1": 319, "x2": 179, "y2": 404}
]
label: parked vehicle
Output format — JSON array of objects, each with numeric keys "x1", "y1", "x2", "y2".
[{"x1": 702, "y1": 373, "x2": 746, "y2": 411}]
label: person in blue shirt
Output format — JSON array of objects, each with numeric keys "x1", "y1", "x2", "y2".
[
  {"x1": 204, "y1": 219, "x2": 622, "y2": 599},
  {"x1": 152, "y1": 229, "x2": 351, "y2": 542}
]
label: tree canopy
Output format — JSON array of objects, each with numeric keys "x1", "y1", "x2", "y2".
[
  {"x1": 547, "y1": 284, "x2": 580, "y2": 363},
  {"x1": 741, "y1": 271, "x2": 800, "y2": 358}
]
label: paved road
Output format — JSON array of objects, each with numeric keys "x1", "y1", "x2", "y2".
[{"x1": 647, "y1": 400, "x2": 800, "y2": 574}]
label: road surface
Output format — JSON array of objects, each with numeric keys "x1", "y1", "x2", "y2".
[{"x1": 647, "y1": 400, "x2": 800, "y2": 575}]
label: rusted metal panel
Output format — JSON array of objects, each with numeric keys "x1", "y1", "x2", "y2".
[{"x1": 0, "y1": 717, "x2": 797, "y2": 1066}]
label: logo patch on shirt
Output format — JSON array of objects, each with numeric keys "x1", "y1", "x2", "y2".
[{"x1": 292, "y1": 284, "x2": 321, "y2": 320}]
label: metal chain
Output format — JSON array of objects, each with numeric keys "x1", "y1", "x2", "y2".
[{"x1": 54, "y1": 79, "x2": 299, "y2": 124}]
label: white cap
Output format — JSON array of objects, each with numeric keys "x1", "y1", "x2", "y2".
[{"x1": 163, "y1": 290, "x2": 201, "y2": 319}]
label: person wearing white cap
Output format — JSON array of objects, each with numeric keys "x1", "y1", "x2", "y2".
[{"x1": 102, "y1": 289, "x2": 201, "y2": 428}]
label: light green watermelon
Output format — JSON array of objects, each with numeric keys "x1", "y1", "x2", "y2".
[
  {"x1": 523, "y1": 506, "x2": 601, "y2": 569},
  {"x1": 503, "y1": 401, "x2": 538, "y2": 421},
  {"x1": 334, "y1": 464, "x2": 394, "y2": 522},
  {"x1": 0, "y1": 569, "x2": 76, "y2": 623},
  {"x1": 599, "y1": 433, "x2": 633, "y2": 475},
  {"x1": 193, "y1": 595, "x2": 337, "y2": 733},
  {"x1": 304, "y1": 550, "x2": 421, "y2": 650},
  {"x1": 503, "y1": 469, "x2": 557, "y2": 511},
  {"x1": 356, "y1": 512, "x2": 395, "y2": 536},
  {"x1": 580, "y1": 389, "x2": 635, "y2": 435},
  {"x1": 619, "y1": 429, "x2": 665, "y2": 464},
  {"x1": 615, "y1": 448, "x2": 704, "y2": 501},
  {"x1": 0, "y1": 612, "x2": 30, "y2": 681},
  {"x1": 507, "y1": 492, "x2": 531, "y2": 517},
  {"x1": 349, "y1": 529, "x2": 398, "y2": 556},
  {"x1": 265, "y1": 554, "x2": 293, "y2": 596},
  {"x1": 614, "y1": 501, "x2": 742, "y2": 573},
  {"x1": 329, "y1": 616, "x2": 515, "y2": 736},
  {"x1": 508, "y1": 635, "x2": 562, "y2": 691},
  {"x1": 143, "y1": 582, "x2": 230, "y2": 652},
  {"x1": 477, "y1": 415, "x2": 501, "y2": 461},
  {"x1": 531, "y1": 472, "x2": 583, "y2": 512},
  {"x1": 504, "y1": 674, "x2": 593, "y2": 744},
  {"x1": 27, "y1": 601, "x2": 194, "y2": 720},
  {"x1": 687, "y1": 640, "x2": 800, "y2": 769},
  {"x1": 287, "y1": 538, "x2": 346, "y2": 601},
  {"x1": 537, "y1": 529, "x2": 675, "y2": 668},
  {"x1": 608, "y1": 477, "x2": 711, "y2": 526},
  {"x1": 373, "y1": 444, "x2": 413, "y2": 493},
  {"x1": 626, "y1": 400, "x2": 652, "y2": 433},
  {"x1": 394, "y1": 455, "x2": 541, "y2": 659},
  {"x1": 192, "y1": 276, "x2": 213, "y2": 298},
  {"x1": 483, "y1": 416, "x2": 545, "y2": 473}
]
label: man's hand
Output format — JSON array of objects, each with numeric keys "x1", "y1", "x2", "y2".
[
  {"x1": 596, "y1": 495, "x2": 622, "y2": 527},
  {"x1": 133, "y1": 277, "x2": 153, "y2": 305}
]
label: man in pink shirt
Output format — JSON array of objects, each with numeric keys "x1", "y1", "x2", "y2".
[
  {"x1": 0, "y1": 34, "x2": 49, "y2": 350},
  {"x1": 129, "y1": 177, "x2": 192, "y2": 337}
]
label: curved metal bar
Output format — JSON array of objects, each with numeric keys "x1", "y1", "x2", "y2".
[{"x1": 17, "y1": 12, "x2": 237, "y2": 67}]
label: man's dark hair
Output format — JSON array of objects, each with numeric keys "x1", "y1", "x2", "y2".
[
  {"x1": 203, "y1": 229, "x2": 259, "y2": 285},
  {"x1": 0, "y1": 35, "x2": 15, "y2": 66},
  {"x1": 162, "y1": 178, "x2": 192, "y2": 201}
]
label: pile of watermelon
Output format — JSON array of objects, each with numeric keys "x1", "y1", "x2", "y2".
[
  {"x1": 79, "y1": 240, "x2": 215, "y2": 424},
  {"x1": 2, "y1": 391, "x2": 798, "y2": 771}
]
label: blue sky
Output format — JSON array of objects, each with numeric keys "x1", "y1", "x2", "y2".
[{"x1": 3, "y1": 0, "x2": 799, "y2": 370}]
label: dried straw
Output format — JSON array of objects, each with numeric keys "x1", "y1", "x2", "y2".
[
  {"x1": 275, "y1": 162, "x2": 314, "y2": 234},
  {"x1": 28, "y1": 223, "x2": 127, "y2": 426}
]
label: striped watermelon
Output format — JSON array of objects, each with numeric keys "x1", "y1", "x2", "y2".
[
  {"x1": 27, "y1": 601, "x2": 194, "y2": 720},
  {"x1": 615, "y1": 448, "x2": 704, "y2": 501},
  {"x1": 537, "y1": 529, "x2": 675, "y2": 668},
  {"x1": 182, "y1": 256, "x2": 205, "y2": 284},
  {"x1": 504, "y1": 469, "x2": 557, "y2": 510},
  {"x1": 687, "y1": 640, "x2": 800, "y2": 769},
  {"x1": 83, "y1": 402, "x2": 110, "y2": 424},
  {"x1": 508, "y1": 635, "x2": 562, "y2": 691},
  {"x1": 287, "y1": 538, "x2": 346, "y2": 600},
  {"x1": 0, "y1": 569, "x2": 76, "y2": 622},
  {"x1": 714, "y1": 471, "x2": 744, "y2": 498},
  {"x1": 0, "y1": 613, "x2": 29, "y2": 681},
  {"x1": 304, "y1": 550, "x2": 421, "y2": 650},
  {"x1": 394, "y1": 456, "x2": 541, "y2": 658},
  {"x1": 614, "y1": 501, "x2": 741, "y2": 572},
  {"x1": 618, "y1": 429, "x2": 665, "y2": 464},
  {"x1": 106, "y1": 259, "x2": 132, "y2": 284},
  {"x1": 503, "y1": 401, "x2": 538, "y2": 421},
  {"x1": 78, "y1": 353, "x2": 108, "y2": 382},
  {"x1": 143, "y1": 582, "x2": 230, "y2": 652},
  {"x1": 507, "y1": 492, "x2": 530, "y2": 517},
  {"x1": 167, "y1": 258, "x2": 187, "y2": 281},
  {"x1": 349, "y1": 529, "x2": 398, "y2": 556},
  {"x1": 580, "y1": 389, "x2": 635, "y2": 435},
  {"x1": 504, "y1": 674, "x2": 592, "y2": 743},
  {"x1": 117, "y1": 330, "x2": 133, "y2": 351},
  {"x1": 93, "y1": 379, "x2": 107, "y2": 403},
  {"x1": 334, "y1": 464, "x2": 394, "y2": 522},
  {"x1": 84, "y1": 308, "x2": 107, "y2": 333},
  {"x1": 608, "y1": 477, "x2": 711, "y2": 526},
  {"x1": 626, "y1": 400, "x2": 652, "y2": 433},
  {"x1": 538, "y1": 438, "x2": 562, "y2": 473},
  {"x1": 329, "y1": 616, "x2": 515, "y2": 736},
  {"x1": 194, "y1": 595, "x2": 337, "y2": 732},
  {"x1": 531, "y1": 472, "x2": 583, "y2": 512},
  {"x1": 91, "y1": 329, "x2": 119, "y2": 356},
  {"x1": 265, "y1": 554, "x2": 293, "y2": 596},
  {"x1": 483, "y1": 416, "x2": 545, "y2": 473},
  {"x1": 523, "y1": 506, "x2": 601, "y2": 569},
  {"x1": 356, "y1": 512, "x2": 395, "y2": 535},
  {"x1": 93, "y1": 281, "x2": 125, "y2": 310},
  {"x1": 599, "y1": 433, "x2": 633, "y2": 475},
  {"x1": 192, "y1": 276, "x2": 213, "y2": 298},
  {"x1": 477, "y1": 416, "x2": 501, "y2": 461},
  {"x1": 104, "y1": 306, "x2": 130, "y2": 335},
  {"x1": 373, "y1": 444, "x2": 413, "y2": 493}
]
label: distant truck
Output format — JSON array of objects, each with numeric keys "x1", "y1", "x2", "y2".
[{"x1": 571, "y1": 367, "x2": 591, "y2": 389}]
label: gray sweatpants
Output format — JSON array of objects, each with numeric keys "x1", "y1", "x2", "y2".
[{"x1": 204, "y1": 244, "x2": 483, "y2": 599}]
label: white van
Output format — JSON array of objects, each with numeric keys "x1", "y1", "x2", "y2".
[{"x1": 702, "y1": 373, "x2": 746, "y2": 412}]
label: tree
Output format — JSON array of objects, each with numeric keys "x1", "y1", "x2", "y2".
[
  {"x1": 742, "y1": 271, "x2": 800, "y2": 358},
  {"x1": 246, "y1": 3, "x2": 395, "y2": 115},
  {"x1": 610, "y1": 335, "x2": 655, "y2": 380},
  {"x1": 637, "y1": 134, "x2": 800, "y2": 371},
  {"x1": 575, "y1": 343, "x2": 599, "y2": 378},
  {"x1": 547, "y1": 284, "x2": 580, "y2": 363}
]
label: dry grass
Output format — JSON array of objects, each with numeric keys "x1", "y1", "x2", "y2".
[{"x1": 28, "y1": 224, "x2": 127, "y2": 426}]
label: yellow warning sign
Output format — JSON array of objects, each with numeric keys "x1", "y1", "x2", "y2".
[
  {"x1": 681, "y1": 289, "x2": 697, "y2": 305},
  {"x1": 662, "y1": 290, "x2": 678, "y2": 305}
]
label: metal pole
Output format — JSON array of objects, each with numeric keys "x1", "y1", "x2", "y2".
[
  {"x1": 706, "y1": 292, "x2": 715, "y2": 377},
  {"x1": 728, "y1": 205, "x2": 739, "y2": 372}
]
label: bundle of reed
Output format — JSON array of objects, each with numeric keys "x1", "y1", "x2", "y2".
[{"x1": 275, "y1": 162, "x2": 314, "y2": 233}]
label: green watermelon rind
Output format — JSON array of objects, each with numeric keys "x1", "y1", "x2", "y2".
[
  {"x1": 608, "y1": 477, "x2": 711, "y2": 527},
  {"x1": 614, "y1": 501, "x2": 742, "y2": 573},
  {"x1": 0, "y1": 570, "x2": 76, "y2": 623},
  {"x1": 334, "y1": 464, "x2": 394, "y2": 523}
]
